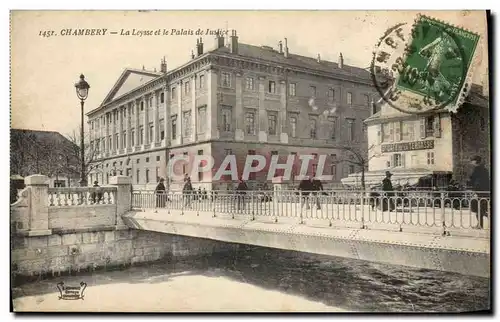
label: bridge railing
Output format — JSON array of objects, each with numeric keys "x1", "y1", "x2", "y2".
[
  {"x1": 131, "y1": 189, "x2": 491, "y2": 230},
  {"x1": 48, "y1": 186, "x2": 117, "y2": 206}
]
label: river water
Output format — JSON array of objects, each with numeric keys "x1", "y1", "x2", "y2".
[{"x1": 12, "y1": 246, "x2": 490, "y2": 312}]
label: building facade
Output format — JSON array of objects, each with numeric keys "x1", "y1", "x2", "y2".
[
  {"x1": 87, "y1": 32, "x2": 379, "y2": 190},
  {"x1": 341, "y1": 85, "x2": 490, "y2": 188}
]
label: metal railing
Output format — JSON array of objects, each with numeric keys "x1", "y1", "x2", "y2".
[
  {"x1": 131, "y1": 189, "x2": 491, "y2": 231},
  {"x1": 48, "y1": 187, "x2": 117, "y2": 207}
]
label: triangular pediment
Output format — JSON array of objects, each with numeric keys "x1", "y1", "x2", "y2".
[{"x1": 100, "y1": 68, "x2": 162, "y2": 106}]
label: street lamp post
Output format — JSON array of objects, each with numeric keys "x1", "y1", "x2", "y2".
[{"x1": 75, "y1": 74, "x2": 90, "y2": 187}]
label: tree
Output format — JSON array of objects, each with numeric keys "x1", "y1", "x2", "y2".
[
  {"x1": 64, "y1": 128, "x2": 103, "y2": 185},
  {"x1": 337, "y1": 144, "x2": 379, "y2": 191}
]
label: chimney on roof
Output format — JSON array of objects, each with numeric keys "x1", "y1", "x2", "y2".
[
  {"x1": 317, "y1": 54, "x2": 321, "y2": 63},
  {"x1": 142, "y1": 65, "x2": 145, "y2": 71},
  {"x1": 197, "y1": 37, "x2": 204, "y2": 56},
  {"x1": 160, "y1": 56, "x2": 167, "y2": 73},
  {"x1": 230, "y1": 30, "x2": 238, "y2": 54},
  {"x1": 278, "y1": 41, "x2": 283, "y2": 54},
  {"x1": 338, "y1": 53, "x2": 344, "y2": 69},
  {"x1": 191, "y1": 50, "x2": 195, "y2": 60},
  {"x1": 215, "y1": 31, "x2": 225, "y2": 49},
  {"x1": 284, "y1": 38, "x2": 289, "y2": 58}
]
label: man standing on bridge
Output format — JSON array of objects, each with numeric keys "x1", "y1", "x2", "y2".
[
  {"x1": 382, "y1": 171, "x2": 395, "y2": 211},
  {"x1": 183, "y1": 175, "x2": 194, "y2": 208},
  {"x1": 236, "y1": 176, "x2": 248, "y2": 211},
  {"x1": 468, "y1": 156, "x2": 490, "y2": 229}
]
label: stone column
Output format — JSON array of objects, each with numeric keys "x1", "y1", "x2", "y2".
[
  {"x1": 143, "y1": 96, "x2": 149, "y2": 146},
  {"x1": 135, "y1": 100, "x2": 140, "y2": 148},
  {"x1": 258, "y1": 76, "x2": 267, "y2": 142},
  {"x1": 206, "y1": 67, "x2": 218, "y2": 140},
  {"x1": 164, "y1": 86, "x2": 170, "y2": 147},
  {"x1": 178, "y1": 81, "x2": 183, "y2": 145},
  {"x1": 24, "y1": 175, "x2": 51, "y2": 236},
  {"x1": 105, "y1": 112, "x2": 110, "y2": 154},
  {"x1": 191, "y1": 75, "x2": 197, "y2": 142},
  {"x1": 235, "y1": 72, "x2": 244, "y2": 141},
  {"x1": 119, "y1": 107, "x2": 124, "y2": 151},
  {"x1": 154, "y1": 91, "x2": 160, "y2": 145},
  {"x1": 109, "y1": 175, "x2": 132, "y2": 230},
  {"x1": 126, "y1": 102, "x2": 131, "y2": 150},
  {"x1": 279, "y1": 80, "x2": 288, "y2": 144}
]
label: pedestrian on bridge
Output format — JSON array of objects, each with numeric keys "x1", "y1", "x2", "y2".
[
  {"x1": 183, "y1": 175, "x2": 194, "y2": 208},
  {"x1": 236, "y1": 177, "x2": 248, "y2": 211},
  {"x1": 382, "y1": 171, "x2": 395, "y2": 211},
  {"x1": 155, "y1": 178, "x2": 166, "y2": 208},
  {"x1": 468, "y1": 156, "x2": 490, "y2": 229}
]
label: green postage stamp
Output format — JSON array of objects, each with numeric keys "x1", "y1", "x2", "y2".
[{"x1": 372, "y1": 14, "x2": 481, "y2": 114}]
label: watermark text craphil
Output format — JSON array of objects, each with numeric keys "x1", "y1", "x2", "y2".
[{"x1": 166, "y1": 154, "x2": 335, "y2": 182}]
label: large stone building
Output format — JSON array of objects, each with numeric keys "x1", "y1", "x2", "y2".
[
  {"x1": 341, "y1": 85, "x2": 490, "y2": 188},
  {"x1": 87, "y1": 32, "x2": 379, "y2": 190}
]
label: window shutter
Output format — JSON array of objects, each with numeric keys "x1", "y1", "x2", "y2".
[
  {"x1": 401, "y1": 153, "x2": 406, "y2": 168},
  {"x1": 395, "y1": 122, "x2": 402, "y2": 141},
  {"x1": 389, "y1": 123, "x2": 394, "y2": 142},
  {"x1": 434, "y1": 114, "x2": 441, "y2": 138},
  {"x1": 420, "y1": 118, "x2": 426, "y2": 139}
]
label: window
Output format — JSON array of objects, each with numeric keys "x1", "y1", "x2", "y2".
[
  {"x1": 183, "y1": 152, "x2": 188, "y2": 174},
  {"x1": 131, "y1": 129, "x2": 135, "y2": 146},
  {"x1": 122, "y1": 132, "x2": 126, "y2": 148},
  {"x1": 346, "y1": 118, "x2": 355, "y2": 141},
  {"x1": 108, "y1": 136, "x2": 112, "y2": 150},
  {"x1": 422, "y1": 116, "x2": 435, "y2": 138},
  {"x1": 411, "y1": 154, "x2": 417, "y2": 167},
  {"x1": 221, "y1": 105, "x2": 232, "y2": 132},
  {"x1": 347, "y1": 92, "x2": 352, "y2": 105},
  {"x1": 309, "y1": 118, "x2": 317, "y2": 139},
  {"x1": 268, "y1": 81, "x2": 276, "y2": 94},
  {"x1": 171, "y1": 115, "x2": 177, "y2": 140},
  {"x1": 184, "y1": 80, "x2": 190, "y2": 94},
  {"x1": 156, "y1": 156, "x2": 160, "y2": 162},
  {"x1": 139, "y1": 126, "x2": 144, "y2": 145},
  {"x1": 328, "y1": 116, "x2": 337, "y2": 140},
  {"x1": 328, "y1": 88, "x2": 335, "y2": 102},
  {"x1": 146, "y1": 157, "x2": 149, "y2": 163},
  {"x1": 393, "y1": 153, "x2": 404, "y2": 167},
  {"x1": 349, "y1": 165, "x2": 355, "y2": 174},
  {"x1": 427, "y1": 152, "x2": 435, "y2": 165},
  {"x1": 197, "y1": 150, "x2": 204, "y2": 181},
  {"x1": 480, "y1": 117, "x2": 486, "y2": 131},
  {"x1": 159, "y1": 119, "x2": 165, "y2": 140},
  {"x1": 156, "y1": 167, "x2": 159, "y2": 182},
  {"x1": 310, "y1": 86, "x2": 316, "y2": 97},
  {"x1": 199, "y1": 75, "x2": 205, "y2": 89},
  {"x1": 331, "y1": 164, "x2": 337, "y2": 179},
  {"x1": 382, "y1": 123, "x2": 394, "y2": 143},
  {"x1": 289, "y1": 83, "x2": 296, "y2": 97},
  {"x1": 137, "y1": 158, "x2": 140, "y2": 164},
  {"x1": 245, "y1": 110, "x2": 256, "y2": 135},
  {"x1": 268, "y1": 112, "x2": 278, "y2": 135},
  {"x1": 140, "y1": 101, "x2": 144, "y2": 111},
  {"x1": 114, "y1": 134, "x2": 119, "y2": 149},
  {"x1": 245, "y1": 77, "x2": 254, "y2": 90},
  {"x1": 149, "y1": 123, "x2": 154, "y2": 143},
  {"x1": 395, "y1": 122, "x2": 402, "y2": 141},
  {"x1": 221, "y1": 72, "x2": 231, "y2": 87},
  {"x1": 183, "y1": 111, "x2": 192, "y2": 137},
  {"x1": 160, "y1": 92, "x2": 165, "y2": 103},
  {"x1": 146, "y1": 169, "x2": 150, "y2": 183},
  {"x1": 171, "y1": 87, "x2": 176, "y2": 100},
  {"x1": 290, "y1": 116, "x2": 297, "y2": 138},
  {"x1": 198, "y1": 106, "x2": 207, "y2": 134},
  {"x1": 136, "y1": 169, "x2": 140, "y2": 184},
  {"x1": 271, "y1": 150, "x2": 278, "y2": 156}
]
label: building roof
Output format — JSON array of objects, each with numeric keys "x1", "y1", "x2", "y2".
[{"x1": 212, "y1": 43, "x2": 372, "y2": 81}]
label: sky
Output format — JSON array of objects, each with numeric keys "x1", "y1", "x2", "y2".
[{"x1": 10, "y1": 10, "x2": 489, "y2": 136}]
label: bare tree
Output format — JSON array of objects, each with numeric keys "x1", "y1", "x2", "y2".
[
  {"x1": 64, "y1": 129, "x2": 103, "y2": 183},
  {"x1": 337, "y1": 144, "x2": 379, "y2": 191}
]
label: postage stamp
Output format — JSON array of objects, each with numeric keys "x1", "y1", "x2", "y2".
[{"x1": 371, "y1": 14, "x2": 481, "y2": 114}]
